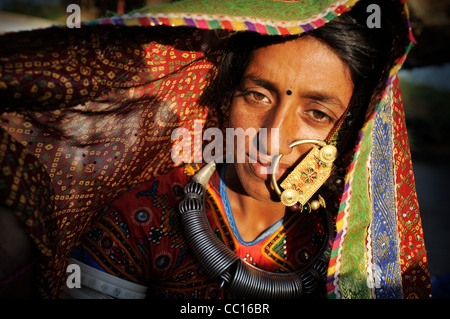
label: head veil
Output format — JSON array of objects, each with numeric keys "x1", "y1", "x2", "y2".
[{"x1": 0, "y1": 0, "x2": 431, "y2": 298}]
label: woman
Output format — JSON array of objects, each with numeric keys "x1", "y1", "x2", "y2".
[{"x1": 0, "y1": 0, "x2": 431, "y2": 299}]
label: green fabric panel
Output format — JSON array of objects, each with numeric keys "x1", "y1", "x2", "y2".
[
  {"x1": 339, "y1": 120, "x2": 374, "y2": 299},
  {"x1": 136, "y1": 0, "x2": 348, "y2": 22}
]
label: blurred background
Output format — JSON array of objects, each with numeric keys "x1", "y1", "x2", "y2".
[{"x1": 0, "y1": 0, "x2": 449, "y2": 298}]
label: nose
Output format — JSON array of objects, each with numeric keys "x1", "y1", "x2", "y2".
[{"x1": 258, "y1": 101, "x2": 296, "y2": 159}]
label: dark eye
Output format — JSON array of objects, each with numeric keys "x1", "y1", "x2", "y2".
[
  {"x1": 240, "y1": 90, "x2": 271, "y2": 105},
  {"x1": 251, "y1": 92, "x2": 268, "y2": 101},
  {"x1": 308, "y1": 110, "x2": 333, "y2": 123}
]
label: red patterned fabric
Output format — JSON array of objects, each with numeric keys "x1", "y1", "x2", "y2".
[
  {"x1": 0, "y1": 25, "x2": 224, "y2": 297},
  {"x1": 392, "y1": 78, "x2": 431, "y2": 298}
]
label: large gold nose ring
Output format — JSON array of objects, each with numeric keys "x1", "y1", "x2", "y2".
[{"x1": 271, "y1": 139, "x2": 337, "y2": 212}]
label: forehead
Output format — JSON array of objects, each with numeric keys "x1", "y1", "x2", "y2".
[{"x1": 244, "y1": 36, "x2": 353, "y2": 93}]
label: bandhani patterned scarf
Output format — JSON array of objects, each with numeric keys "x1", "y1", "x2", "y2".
[{"x1": 0, "y1": 0, "x2": 431, "y2": 298}]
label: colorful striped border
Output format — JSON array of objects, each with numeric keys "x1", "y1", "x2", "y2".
[{"x1": 81, "y1": 0, "x2": 358, "y2": 36}]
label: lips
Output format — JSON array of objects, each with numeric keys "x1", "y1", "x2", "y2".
[{"x1": 246, "y1": 153, "x2": 289, "y2": 180}]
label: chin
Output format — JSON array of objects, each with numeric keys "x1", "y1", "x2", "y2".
[{"x1": 237, "y1": 163, "x2": 279, "y2": 203}]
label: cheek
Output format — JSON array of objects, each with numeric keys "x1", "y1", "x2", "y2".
[
  {"x1": 228, "y1": 101, "x2": 262, "y2": 157},
  {"x1": 229, "y1": 98, "x2": 268, "y2": 130},
  {"x1": 287, "y1": 116, "x2": 332, "y2": 144},
  {"x1": 228, "y1": 100, "x2": 250, "y2": 129},
  {"x1": 228, "y1": 103, "x2": 239, "y2": 128},
  {"x1": 300, "y1": 125, "x2": 333, "y2": 141}
]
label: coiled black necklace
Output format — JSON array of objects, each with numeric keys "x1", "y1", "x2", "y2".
[{"x1": 178, "y1": 161, "x2": 334, "y2": 298}]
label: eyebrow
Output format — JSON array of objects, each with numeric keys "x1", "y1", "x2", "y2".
[
  {"x1": 240, "y1": 74, "x2": 278, "y2": 93},
  {"x1": 301, "y1": 91, "x2": 347, "y2": 111}
]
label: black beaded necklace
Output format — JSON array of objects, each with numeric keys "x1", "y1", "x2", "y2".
[{"x1": 178, "y1": 161, "x2": 334, "y2": 298}]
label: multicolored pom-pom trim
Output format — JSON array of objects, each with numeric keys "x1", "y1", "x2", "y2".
[{"x1": 81, "y1": 0, "x2": 358, "y2": 36}]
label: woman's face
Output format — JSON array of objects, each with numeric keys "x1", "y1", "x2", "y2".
[{"x1": 228, "y1": 35, "x2": 354, "y2": 203}]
